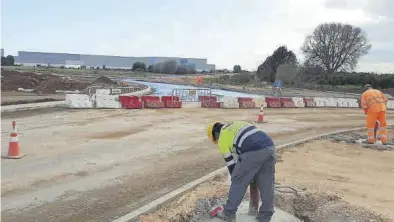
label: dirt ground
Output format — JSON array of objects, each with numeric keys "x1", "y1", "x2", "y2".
[
  {"x1": 1, "y1": 108, "x2": 393, "y2": 222},
  {"x1": 141, "y1": 131, "x2": 394, "y2": 222},
  {"x1": 276, "y1": 139, "x2": 394, "y2": 220},
  {"x1": 1, "y1": 91, "x2": 66, "y2": 105}
]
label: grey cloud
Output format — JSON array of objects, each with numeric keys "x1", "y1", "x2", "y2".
[
  {"x1": 324, "y1": 0, "x2": 394, "y2": 70},
  {"x1": 324, "y1": 0, "x2": 394, "y2": 18},
  {"x1": 361, "y1": 21, "x2": 394, "y2": 43}
]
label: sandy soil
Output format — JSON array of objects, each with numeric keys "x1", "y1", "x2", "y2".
[
  {"x1": 276, "y1": 139, "x2": 394, "y2": 220},
  {"x1": 141, "y1": 133, "x2": 394, "y2": 222},
  {"x1": 1, "y1": 108, "x2": 393, "y2": 221}
]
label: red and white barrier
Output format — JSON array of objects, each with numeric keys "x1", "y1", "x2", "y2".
[
  {"x1": 280, "y1": 97, "x2": 296, "y2": 108},
  {"x1": 237, "y1": 97, "x2": 255, "y2": 109},
  {"x1": 200, "y1": 96, "x2": 220, "y2": 108},
  {"x1": 141, "y1": 96, "x2": 164, "y2": 108},
  {"x1": 219, "y1": 96, "x2": 240, "y2": 109},
  {"x1": 266, "y1": 97, "x2": 281, "y2": 108},
  {"x1": 119, "y1": 96, "x2": 143, "y2": 109},
  {"x1": 252, "y1": 97, "x2": 267, "y2": 108},
  {"x1": 291, "y1": 97, "x2": 305, "y2": 108},
  {"x1": 239, "y1": 100, "x2": 255, "y2": 109},
  {"x1": 161, "y1": 96, "x2": 182, "y2": 108},
  {"x1": 304, "y1": 98, "x2": 316, "y2": 107}
]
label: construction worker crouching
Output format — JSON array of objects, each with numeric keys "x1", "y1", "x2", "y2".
[
  {"x1": 207, "y1": 120, "x2": 276, "y2": 222},
  {"x1": 361, "y1": 84, "x2": 388, "y2": 144}
]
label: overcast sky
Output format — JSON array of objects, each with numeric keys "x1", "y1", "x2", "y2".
[{"x1": 1, "y1": 0, "x2": 393, "y2": 73}]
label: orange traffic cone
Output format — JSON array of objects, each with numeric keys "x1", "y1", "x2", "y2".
[
  {"x1": 2, "y1": 121, "x2": 26, "y2": 159},
  {"x1": 256, "y1": 106, "x2": 266, "y2": 123}
]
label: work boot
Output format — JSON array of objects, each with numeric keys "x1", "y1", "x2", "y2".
[
  {"x1": 211, "y1": 206, "x2": 236, "y2": 222},
  {"x1": 216, "y1": 210, "x2": 236, "y2": 222}
]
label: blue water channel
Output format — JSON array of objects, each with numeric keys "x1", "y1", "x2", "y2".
[{"x1": 126, "y1": 80, "x2": 263, "y2": 98}]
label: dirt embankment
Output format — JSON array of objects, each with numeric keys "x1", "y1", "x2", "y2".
[
  {"x1": 1, "y1": 70, "x2": 149, "y2": 105},
  {"x1": 1, "y1": 70, "x2": 90, "y2": 93}
]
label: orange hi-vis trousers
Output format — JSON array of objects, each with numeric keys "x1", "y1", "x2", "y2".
[{"x1": 366, "y1": 111, "x2": 387, "y2": 144}]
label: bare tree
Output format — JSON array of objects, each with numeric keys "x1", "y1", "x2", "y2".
[{"x1": 302, "y1": 23, "x2": 371, "y2": 73}]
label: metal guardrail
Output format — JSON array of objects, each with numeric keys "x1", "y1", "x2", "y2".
[{"x1": 171, "y1": 88, "x2": 212, "y2": 102}]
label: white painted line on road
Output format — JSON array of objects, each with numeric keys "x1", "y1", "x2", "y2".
[{"x1": 112, "y1": 125, "x2": 386, "y2": 222}]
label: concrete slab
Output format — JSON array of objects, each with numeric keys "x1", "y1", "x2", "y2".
[{"x1": 205, "y1": 202, "x2": 300, "y2": 222}]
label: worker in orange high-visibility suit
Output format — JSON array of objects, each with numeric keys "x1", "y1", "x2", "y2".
[{"x1": 361, "y1": 84, "x2": 388, "y2": 144}]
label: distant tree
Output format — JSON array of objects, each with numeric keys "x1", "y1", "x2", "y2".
[
  {"x1": 275, "y1": 63, "x2": 298, "y2": 85},
  {"x1": 1, "y1": 55, "x2": 15, "y2": 66},
  {"x1": 102, "y1": 65, "x2": 106, "y2": 70},
  {"x1": 147, "y1": 65, "x2": 154, "y2": 72},
  {"x1": 233, "y1": 65, "x2": 242, "y2": 73},
  {"x1": 132, "y1": 62, "x2": 146, "y2": 71},
  {"x1": 1, "y1": 57, "x2": 6, "y2": 66},
  {"x1": 162, "y1": 60, "x2": 178, "y2": 74},
  {"x1": 176, "y1": 65, "x2": 197, "y2": 74},
  {"x1": 230, "y1": 73, "x2": 253, "y2": 85},
  {"x1": 302, "y1": 22, "x2": 371, "y2": 73},
  {"x1": 257, "y1": 46, "x2": 297, "y2": 82}
]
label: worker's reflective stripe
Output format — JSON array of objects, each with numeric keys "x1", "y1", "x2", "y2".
[
  {"x1": 366, "y1": 94, "x2": 385, "y2": 108},
  {"x1": 10, "y1": 137, "x2": 18, "y2": 142},
  {"x1": 223, "y1": 152, "x2": 232, "y2": 158},
  {"x1": 238, "y1": 129, "x2": 259, "y2": 147},
  {"x1": 224, "y1": 155, "x2": 233, "y2": 162},
  {"x1": 233, "y1": 125, "x2": 257, "y2": 148},
  {"x1": 380, "y1": 134, "x2": 387, "y2": 138},
  {"x1": 225, "y1": 159, "x2": 236, "y2": 166},
  {"x1": 367, "y1": 128, "x2": 374, "y2": 132},
  {"x1": 233, "y1": 125, "x2": 252, "y2": 144},
  {"x1": 378, "y1": 127, "x2": 387, "y2": 131}
]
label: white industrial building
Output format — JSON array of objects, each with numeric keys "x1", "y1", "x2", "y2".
[{"x1": 14, "y1": 51, "x2": 216, "y2": 72}]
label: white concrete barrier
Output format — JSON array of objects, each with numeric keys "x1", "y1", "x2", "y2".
[
  {"x1": 291, "y1": 97, "x2": 305, "y2": 108},
  {"x1": 387, "y1": 100, "x2": 394, "y2": 110},
  {"x1": 65, "y1": 94, "x2": 95, "y2": 108},
  {"x1": 335, "y1": 98, "x2": 348, "y2": 108},
  {"x1": 313, "y1": 97, "x2": 325, "y2": 107},
  {"x1": 325, "y1": 97, "x2": 338, "y2": 107},
  {"x1": 96, "y1": 89, "x2": 111, "y2": 95},
  {"x1": 95, "y1": 95, "x2": 122, "y2": 109},
  {"x1": 219, "y1": 96, "x2": 239, "y2": 109},
  {"x1": 345, "y1": 98, "x2": 359, "y2": 108},
  {"x1": 252, "y1": 97, "x2": 267, "y2": 108}
]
